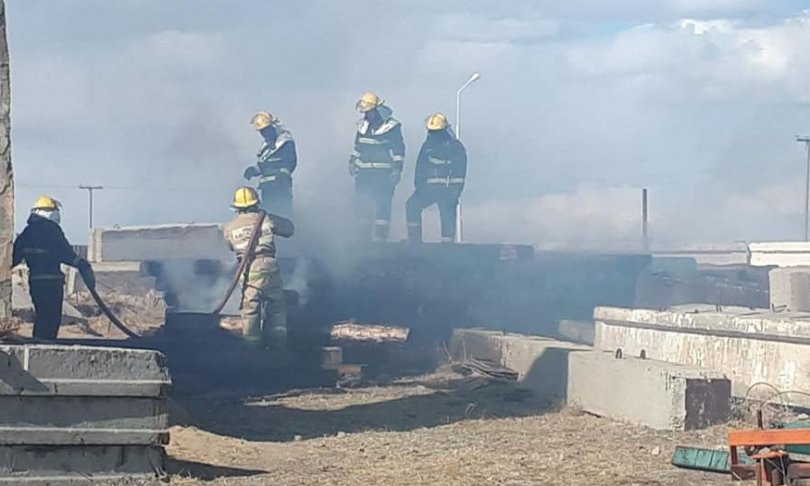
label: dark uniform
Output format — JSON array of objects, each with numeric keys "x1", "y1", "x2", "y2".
[
  {"x1": 12, "y1": 214, "x2": 94, "y2": 340},
  {"x1": 349, "y1": 105, "x2": 405, "y2": 241},
  {"x1": 244, "y1": 123, "x2": 297, "y2": 219},
  {"x1": 406, "y1": 129, "x2": 467, "y2": 242}
]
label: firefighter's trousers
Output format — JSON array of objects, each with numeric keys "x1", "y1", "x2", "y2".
[
  {"x1": 354, "y1": 171, "x2": 395, "y2": 242},
  {"x1": 259, "y1": 178, "x2": 293, "y2": 220},
  {"x1": 30, "y1": 277, "x2": 64, "y2": 340},
  {"x1": 241, "y1": 256, "x2": 287, "y2": 349},
  {"x1": 405, "y1": 185, "x2": 460, "y2": 242}
]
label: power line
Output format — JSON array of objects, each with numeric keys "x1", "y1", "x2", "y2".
[{"x1": 17, "y1": 183, "x2": 228, "y2": 192}]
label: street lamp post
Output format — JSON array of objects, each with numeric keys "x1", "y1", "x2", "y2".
[
  {"x1": 454, "y1": 72, "x2": 480, "y2": 243},
  {"x1": 798, "y1": 136, "x2": 810, "y2": 241}
]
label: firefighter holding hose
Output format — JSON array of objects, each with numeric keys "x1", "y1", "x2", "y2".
[
  {"x1": 12, "y1": 196, "x2": 95, "y2": 340},
  {"x1": 223, "y1": 187, "x2": 293, "y2": 351}
]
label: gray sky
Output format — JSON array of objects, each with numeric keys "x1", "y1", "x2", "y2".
[{"x1": 7, "y1": 0, "x2": 810, "y2": 248}]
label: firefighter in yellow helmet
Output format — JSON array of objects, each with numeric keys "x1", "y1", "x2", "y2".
[
  {"x1": 223, "y1": 187, "x2": 294, "y2": 350},
  {"x1": 243, "y1": 111, "x2": 297, "y2": 218},
  {"x1": 406, "y1": 113, "x2": 468, "y2": 243},
  {"x1": 348, "y1": 92, "x2": 405, "y2": 241},
  {"x1": 12, "y1": 196, "x2": 96, "y2": 340}
]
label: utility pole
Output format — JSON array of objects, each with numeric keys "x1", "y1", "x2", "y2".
[
  {"x1": 78, "y1": 185, "x2": 103, "y2": 229},
  {"x1": 798, "y1": 136, "x2": 810, "y2": 241},
  {"x1": 642, "y1": 188, "x2": 649, "y2": 252}
]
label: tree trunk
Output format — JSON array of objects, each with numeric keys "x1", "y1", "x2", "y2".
[{"x1": 0, "y1": 0, "x2": 12, "y2": 319}]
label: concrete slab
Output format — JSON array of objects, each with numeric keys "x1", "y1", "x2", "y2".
[
  {"x1": 567, "y1": 350, "x2": 730, "y2": 430},
  {"x1": 0, "y1": 445, "x2": 164, "y2": 484},
  {"x1": 89, "y1": 223, "x2": 231, "y2": 262},
  {"x1": 769, "y1": 267, "x2": 810, "y2": 312},
  {"x1": 0, "y1": 345, "x2": 170, "y2": 397},
  {"x1": 0, "y1": 396, "x2": 168, "y2": 445},
  {"x1": 451, "y1": 329, "x2": 730, "y2": 430},
  {"x1": 750, "y1": 241, "x2": 810, "y2": 267},
  {"x1": 594, "y1": 306, "x2": 810, "y2": 407}
]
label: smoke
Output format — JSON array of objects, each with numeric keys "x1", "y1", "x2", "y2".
[{"x1": 8, "y1": 1, "x2": 810, "y2": 248}]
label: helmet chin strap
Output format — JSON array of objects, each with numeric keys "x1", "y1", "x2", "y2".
[{"x1": 33, "y1": 208, "x2": 61, "y2": 224}]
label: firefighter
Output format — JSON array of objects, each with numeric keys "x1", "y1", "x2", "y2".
[
  {"x1": 223, "y1": 186, "x2": 294, "y2": 350},
  {"x1": 12, "y1": 196, "x2": 95, "y2": 340},
  {"x1": 348, "y1": 92, "x2": 405, "y2": 241},
  {"x1": 405, "y1": 113, "x2": 467, "y2": 243},
  {"x1": 243, "y1": 111, "x2": 297, "y2": 219}
]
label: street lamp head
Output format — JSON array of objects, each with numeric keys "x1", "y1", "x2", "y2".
[{"x1": 469, "y1": 72, "x2": 481, "y2": 83}]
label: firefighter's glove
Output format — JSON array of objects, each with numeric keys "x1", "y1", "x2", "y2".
[
  {"x1": 390, "y1": 170, "x2": 401, "y2": 185},
  {"x1": 243, "y1": 166, "x2": 261, "y2": 180},
  {"x1": 348, "y1": 159, "x2": 358, "y2": 177},
  {"x1": 77, "y1": 259, "x2": 96, "y2": 290}
]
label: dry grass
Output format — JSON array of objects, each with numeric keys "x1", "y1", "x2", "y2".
[{"x1": 152, "y1": 371, "x2": 737, "y2": 486}]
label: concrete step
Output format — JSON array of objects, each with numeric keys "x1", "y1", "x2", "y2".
[
  {"x1": 0, "y1": 396, "x2": 168, "y2": 445},
  {"x1": 0, "y1": 345, "x2": 171, "y2": 397},
  {"x1": 0, "y1": 445, "x2": 165, "y2": 484}
]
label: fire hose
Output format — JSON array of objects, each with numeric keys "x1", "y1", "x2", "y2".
[{"x1": 86, "y1": 280, "x2": 142, "y2": 339}]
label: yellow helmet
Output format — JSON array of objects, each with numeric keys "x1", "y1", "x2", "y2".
[
  {"x1": 32, "y1": 195, "x2": 61, "y2": 211},
  {"x1": 250, "y1": 111, "x2": 274, "y2": 131},
  {"x1": 426, "y1": 113, "x2": 448, "y2": 131},
  {"x1": 232, "y1": 186, "x2": 260, "y2": 209},
  {"x1": 356, "y1": 92, "x2": 383, "y2": 113}
]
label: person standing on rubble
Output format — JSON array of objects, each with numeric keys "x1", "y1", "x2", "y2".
[
  {"x1": 12, "y1": 196, "x2": 96, "y2": 340},
  {"x1": 243, "y1": 111, "x2": 297, "y2": 219},
  {"x1": 223, "y1": 187, "x2": 294, "y2": 351},
  {"x1": 348, "y1": 92, "x2": 405, "y2": 242},
  {"x1": 405, "y1": 113, "x2": 467, "y2": 243}
]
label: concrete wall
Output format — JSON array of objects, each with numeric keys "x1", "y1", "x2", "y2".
[
  {"x1": 595, "y1": 305, "x2": 810, "y2": 407},
  {"x1": 0, "y1": 1, "x2": 11, "y2": 320},
  {"x1": 89, "y1": 223, "x2": 231, "y2": 262}
]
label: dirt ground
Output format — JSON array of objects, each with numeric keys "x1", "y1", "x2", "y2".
[
  {"x1": 5, "y1": 295, "x2": 742, "y2": 486},
  {"x1": 160, "y1": 370, "x2": 737, "y2": 486}
]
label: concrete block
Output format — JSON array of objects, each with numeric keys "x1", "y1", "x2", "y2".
[
  {"x1": 0, "y1": 345, "x2": 170, "y2": 397},
  {"x1": 0, "y1": 445, "x2": 165, "y2": 484},
  {"x1": 567, "y1": 350, "x2": 730, "y2": 430},
  {"x1": 769, "y1": 267, "x2": 810, "y2": 312},
  {"x1": 451, "y1": 329, "x2": 729, "y2": 429},
  {"x1": 89, "y1": 223, "x2": 231, "y2": 263},
  {"x1": 451, "y1": 329, "x2": 589, "y2": 404},
  {"x1": 0, "y1": 396, "x2": 168, "y2": 445},
  {"x1": 594, "y1": 306, "x2": 810, "y2": 407}
]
